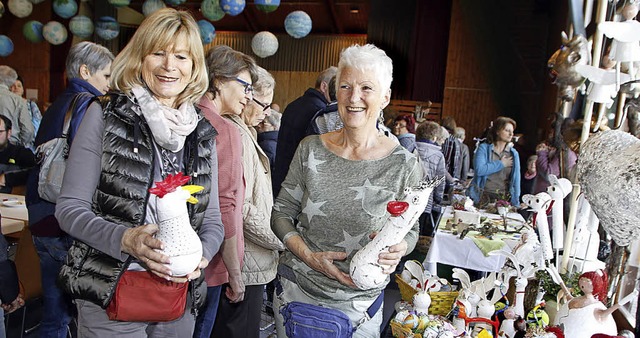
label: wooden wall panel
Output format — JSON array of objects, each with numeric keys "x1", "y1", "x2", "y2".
[
  {"x1": 270, "y1": 71, "x2": 317, "y2": 109},
  {"x1": 0, "y1": 6, "x2": 52, "y2": 108}
]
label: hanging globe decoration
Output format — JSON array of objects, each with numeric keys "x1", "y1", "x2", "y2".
[
  {"x1": 165, "y1": 0, "x2": 185, "y2": 6},
  {"x1": 23, "y1": 20, "x2": 44, "y2": 43},
  {"x1": 69, "y1": 15, "x2": 94, "y2": 39},
  {"x1": 53, "y1": 0, "x2": 78, "y2": 19},
  {"x1": 0, "y1": 2, "x2": 5, "y2": 18},
  {"x1": 142, "y1": 0, "x2": 165, "y2": 17},
  {"x1": 255, "y1": 0, "x2": 279, "y2": 13},
  {"x1": 201, "y1": 0, "x2": 224, "y2": 21},
  {"x1": 284, "y1": 10, "x2": 312, "y2": 39},
  {"x1": 30, "y1": 0, "x2": 46, "y2": 4},
  {"x1": 197, "y1": 20, "x2": 216, "y2": 45},
  {"x1": 42, "y1": 21, "x2": 68, "y2": 45},
  {"x1": 0, "y1": 35, "x2": 14, "y2": 57},
  {"x1": 107, "y1": 0, "x2": 130, "y2": 8},
  {"x1": 219, "y1": 0, "x2": 245, "y2": 16},
  {"x1": 95, "y1": 16, "x2": 119, "y2": 40},
  {"x1": 8, "y1": 0, "x2": 33, "y2": 18},
  {"x1": 251, "y1": 31, "x2": 278, "y2": 58}
]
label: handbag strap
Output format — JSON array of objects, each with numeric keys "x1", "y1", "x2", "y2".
[{"x1": 275, "y1": 264, "x2": 384, "y2": 325}]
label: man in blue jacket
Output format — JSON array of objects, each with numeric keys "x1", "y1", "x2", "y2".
[{"x1": 272, "y1": 67, "x2": 336, "y2": 197}]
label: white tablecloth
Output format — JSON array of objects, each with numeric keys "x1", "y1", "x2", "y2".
[
  {"x1": 0, "y1": 193, "x2": 27, "y2": 235},
  {"x1": 424, "y1": 206, "x2": 526, "y2": 273}
]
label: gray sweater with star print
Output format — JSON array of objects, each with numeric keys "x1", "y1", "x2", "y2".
[{"x1": 271, "y1": 136, "x2": 422, "y2": 301}]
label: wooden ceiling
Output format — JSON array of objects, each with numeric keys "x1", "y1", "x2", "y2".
[{"x1": 126, "y1": 0, "x2": 371, "y2": 35}]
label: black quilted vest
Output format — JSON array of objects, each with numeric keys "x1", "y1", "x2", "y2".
[{"x1": 58, "y1": 93, "x2": 217, "y2": 311}]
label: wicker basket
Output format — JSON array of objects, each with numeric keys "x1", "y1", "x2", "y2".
[
  {"x1": 395, "y1": 275, "x2": 458, "y2": 316},
  {"x1": 390, "y1": 320, "x2": 422, "y2": 338}
]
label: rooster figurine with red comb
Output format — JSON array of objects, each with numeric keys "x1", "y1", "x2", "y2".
[{"x1": 149, "y1": 173, "x2": 204, "y2": 276}]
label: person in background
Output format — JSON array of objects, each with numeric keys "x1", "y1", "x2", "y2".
[
  {"x1": 273, "y1": 66, "x2": 337, "y2": 197},
  {"x1": 306, "y1": 75, "x2": 341, "y2": 136},
  {"x1": 534, "y1": 116, "x2": 577, "y2": 193},
  {"x1": 0, "y1": 115, "x2": 36, "y2": 193},
  {"x1": 521, "y1": 154, "x2": 537, "y2": 196},
  {"x1": 193, "y1": 45, "x2": 255, "y2": 338},
  {"x1": 392, "y1": 114, "x2": 416, "y2": 152},
  {"x1": 25, "y1": 41, "x2": 114, "y2": 338},
  {"x1": 468, "y1": 116, "x2": 521, "y2": 207},
  {"x1": 214, "y1": 65, "x2": 284, "y2": 338},
  {"x1": 1, "y1": 235, "x2": 24, "y2": 336},
  {"x1": 10, "y1": 75, "x2": 42, "y2": 145},
  {"x1": 55, "y1": 8, "x2": 224, "y2": 336},
  {"x1": 441, "y1": 116, "x2": 461, "y2": 182},
  {"x1": 415, "y1": 121, "x2": 446, "y2": 236},
  {"x1": 257, "y1": 109, "x2": 282, "y2": 173},
  {"x1": 0, "y1": 65, "x2": 33, "y2": 148},
  {"x1": 271, "y1": 44, "x2": 422, "y2": 337},
  {"x1": 454, "y1": 126, "x2": 470, "y2": 182}
]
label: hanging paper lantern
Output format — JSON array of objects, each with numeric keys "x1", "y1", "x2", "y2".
[
  {"x1": 251, "y1": 31, "x2": 278, "y2": 58},
  {"x1": 8, "y1": 0, "x2": 33, "y2": 18},
  {"x1": 197, "y1": 20, "x2": 216, "y2": 45},
  {"x1": 255, "y1": 0, "x2": 279, "y2": 13},
  {"x1": 219, "y1": 0, "x2": 245, "y2": 16},
  {"x1": 95, "y1": 16, "x2": 119, "y2": 40},
  {"x1": 42, "y1": 21, "x2": 68, "y2": 45},
  {"x1": 53, "y1": 0, "x2": 78, "y2": 19},
  {"x1": 107, "y1": 0, "x2": 131, "y2": 8},
  {"x1": 165, "y1": 0, "x2": 185, "y2": 5},
  {"x1": 142, "y1": 0, "x2": 165, "y2": 17},
  {"x1": 29, "y1": 0, "x2": 46, "y2": 4},
  {"x1": 0, "y1": 2, "x2": 5, "y2": 18},
  {"x1": 23, "y1": 20, "x2": 44, "y2": 43},
  {"x1": 284, "y1": 10, "x2": 311, "y2": 39},
  {"x1": 201, "y1": 0, "x2": 224, "y2": 21},
  {"x1": 0, "y1": 35, "x2": 14, "y2": 57},
  {"x1": 69, "y1": 15, "x2": 94, "y2": 39}
]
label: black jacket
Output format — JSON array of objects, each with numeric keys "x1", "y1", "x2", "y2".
[{"x1": 58, "y1": 93, "x2": 217, "y2": 311}]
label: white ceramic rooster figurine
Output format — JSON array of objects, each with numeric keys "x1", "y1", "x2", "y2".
[
  {"x1": 149, "y1": 173, "x2": 204, "y2": 276},
  {"x1": 522, "y1": 192, "x2": 553, "y2": 262},
  {"x1": 350, "y1": 178, "x2": 444, "y2": 290}
]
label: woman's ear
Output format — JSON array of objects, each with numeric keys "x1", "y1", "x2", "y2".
[
  {"x1": 79, "y1": 64, "x2": 91, "y2": 80},
  {"x1": 381, "y1": 88, "x2": 391, "y2": 110}
]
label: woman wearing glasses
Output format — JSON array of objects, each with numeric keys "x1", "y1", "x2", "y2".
[
  {"x1": 192, "y1": 45, "x2": 256, "y2": 338},
  {"x1": 213, "y1": 65, "x2": 284, "y2": 337}
]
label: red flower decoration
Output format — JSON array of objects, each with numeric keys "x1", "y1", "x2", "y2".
[
  {"x1": 387, "y1": 201, "x2": 409, "y2": 216},
  {"x1": 149, "y1": 173, "x2": 191, "y2": 198}
]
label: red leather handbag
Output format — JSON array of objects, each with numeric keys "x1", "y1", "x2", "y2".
[{"x1": 106, "y1": 270, "x2": 188, "y2": 322}]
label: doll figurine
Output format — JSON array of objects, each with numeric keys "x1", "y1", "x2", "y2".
[{"x1": 556, "y1": 269, "x2": 637, "y2": 338}]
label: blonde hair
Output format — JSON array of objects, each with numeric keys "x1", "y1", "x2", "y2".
[{"x1": 110, "y1": 8, "x2": 207, "y2": 107}]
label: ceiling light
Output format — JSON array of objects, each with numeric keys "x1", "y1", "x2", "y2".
[{"x1": 350, "y1": 7, "x2": 359, "y2": 14}]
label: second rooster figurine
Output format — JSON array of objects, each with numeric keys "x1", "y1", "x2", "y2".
[{"x1": 149, "y1": 173, "x2": 204, "y2": 276}]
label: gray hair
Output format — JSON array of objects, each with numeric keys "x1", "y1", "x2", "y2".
[
  {"x1": 264, "y1": 110, "x2": 282, "y2": 130},
  {"x1": 66, "y1": 41, "x2": 114, "y2": 80},
  {"x1": 252, "y1": 66, "x2": 275, "y2": 97},
  {"x1": 337, "y1": 44, "x2": 393, "y2": 92},
  {"x1": 0, "y1": 65, "x2": 18, "y2": 87},
  {"x1": 315, "y1": 66, "x2": 337, "y2": 89},
  {"x1": 416, "y1": 121, "x2": 441, "y2": 141},
  {"x1": 454, "y1": 127, "x2": 466, "y2": 139}
]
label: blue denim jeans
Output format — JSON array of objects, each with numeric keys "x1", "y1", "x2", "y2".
[
  {"x1": 192, "y1": 285, "x2": 222, "y2": 338},
  {"x1": 33, "y1": 235, "x2": 74, "y2": 338}
]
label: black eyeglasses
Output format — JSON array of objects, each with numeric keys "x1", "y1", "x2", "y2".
[
  {"x1": 252, "y1": 98, "x2": 271, "y2": 111},
  {"x1": 235, "y1": 77, "x2": 253, "y2": 94}
]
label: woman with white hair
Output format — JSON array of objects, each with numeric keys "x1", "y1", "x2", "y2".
[
  {"x1": 0, "y1": 65, "x2": 33, "y2": 147},
  {"x1": 271, "y1": 44, "x2": 421, "y2": 337}
]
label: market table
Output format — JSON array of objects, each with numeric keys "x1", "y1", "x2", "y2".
[
  {"x1": 424, "y1": 206, "x2": 527, "y2": 273},
  {"x1": 0, "y1": 193, "x2": 28, "y2": 235}
]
